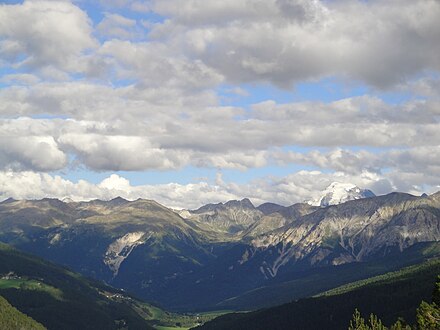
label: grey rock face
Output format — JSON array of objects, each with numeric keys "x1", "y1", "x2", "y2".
[
  {"x1": 250, "y1": 192, "x2": 440, "y2": 277},
  {"x1": 183, "y1": 198, "x2": 264, "y2": 234},
  {"x1": 0, "y1": 192, "x2": 438, "y2": 310}
]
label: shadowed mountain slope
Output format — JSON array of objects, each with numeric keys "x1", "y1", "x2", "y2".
[
  {"x1": 195, "y1": 258, "x2": 440, "y2": 330},
  {"x1": 0, "y1": 191, "x2": 438, "y2": 311}
]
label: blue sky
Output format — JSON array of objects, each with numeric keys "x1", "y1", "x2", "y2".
[{"x1": 0, "y1": 0, "x2": 439, "y2": 208}]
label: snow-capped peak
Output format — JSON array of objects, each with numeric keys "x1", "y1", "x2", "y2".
[{"x1": 307, "y1": 182, "x2": 375, "y2": 207}]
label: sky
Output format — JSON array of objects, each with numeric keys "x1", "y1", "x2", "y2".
[{"x1": 0, "y1": 0, "x2": 440, "y2": 209}]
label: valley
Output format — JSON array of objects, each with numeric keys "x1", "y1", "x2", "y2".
[
  {"x1": 0, "y1": 184, "x2": 439, "y2": 328},
  {"x1": 2, "y1": 1, "x2": 439, "y2": 329},
  {"x1": 0, "y1": 186, "x2": 440, "y2": 312},
  {"x1": 195, "y1": 258, "x2": 440, "y2": 330},
  {"x1": 0, "y1": 242, "x2": 223, "y2": 329}
]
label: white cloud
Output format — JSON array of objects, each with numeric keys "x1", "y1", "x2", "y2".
[
  {"x1": 96, "y1": 13, "x2": 142, "y2": 39},
  {"x1": 0, "y1": 0, "x2": 96, "y2": 73},
  {"x1": 0, "y1": 74, "x2": 40, "y2": 85},
  {"x1": 150, "y1": 0, "x2": 440, "y2": 88},
  {"x1": 1, "y1": 83, "x2": 440, "y2": 173},
  {"x1": 273, "y1": 146, "x2": 440, "y2": 178},
  {"x1": 0, "y1": 1, "x2": 439, "y2": 204},
  {"x1": 0, "y1": 136, "x2": 67, "y2": 171},
  {"x1": 0, "y1": 170, "x2": 436, "y2": 209},
  {"x1": 99, "y1": 174, "x2": 132, "y2": 191},
  {"x1": 0, "y1": 171, "x2": 240, "y2": 209},
  {"x1": 0, "y1": 171, "x2": 106, "y2": 202},
  {"x1": 98, "y1": 39, "x2": 224, "y2": 89},
  {"x1": 59, "y1": 134, "x2": 189, "y2": 171},
  {"x1": 192, "y1": 151, "x2": 269, "y2": 170}
]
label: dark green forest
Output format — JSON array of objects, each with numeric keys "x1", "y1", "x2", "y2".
[
  {"x1": 348, "y1": 275, "x2": 440, "y2": 329},
  {"x1": 0, "y1": 243, "x2": 154, "y2": 330},
  {"x1": 195, "y1": 259, "x2": 440, "y2": 330}
]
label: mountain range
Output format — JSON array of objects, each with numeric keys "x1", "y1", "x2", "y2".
[{"x1": 0, "y1": 183, "x2": 438, "y2": 314}]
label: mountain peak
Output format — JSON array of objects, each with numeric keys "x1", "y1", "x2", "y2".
[
  {"x1": 257, "y1": 202, "x2": 285, "y2": 215},
  {"x1": 1, "y1": 197, "x2": 17, "y2": 204},
  {"x1": 307, "y1": 182, "x2": 375, "y2": 207},
  {"x1": 108, "y1": 196, "x2": 129, "y2": 206},
  {"x1": 225, "y1": 198, "x2": 255, "y2": 209},
  {"x1": 193, "y1": 198, "x2": 255, "y2": 213}
]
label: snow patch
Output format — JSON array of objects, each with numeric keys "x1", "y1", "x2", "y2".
[{"x1": 307, "y1": 182, "x2": 375, "y2": 207}]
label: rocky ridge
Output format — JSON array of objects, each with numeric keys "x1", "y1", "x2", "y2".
[{"x1": 0, "y1": 189, "x2": 438, "y2": 311}]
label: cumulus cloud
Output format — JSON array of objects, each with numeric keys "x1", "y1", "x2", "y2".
[
  {"x1": 150, "y1": 0, "x2": 440, "y2": 88},
  {"x1": 0, "y1": 74, "x2": 40, "y2": 85},
  {"x1": 0, "y1": 136, "x2": 67, "y2": 171},
  {"x1": 0, "y1": 1, "x2": 439, "y2": 203},
  {"x1": 0, "y1": 171, "x2": 240, "y2": 209},
  {"x1": 1, "y1": 84, "x2": 440, "y2": 173},
  {"x1": 98, "y1": 39, "x2": 224, "y2": 89},
  {"x1": 192, "y1": 150, "x2": 269, "y2": 170},
  {"x1": 2, "y1": 86, "x2": 439, "y2": 150},
  {"x1": 59, "y1": 134, "x2": 189, "y2": 171},
  {"x1": 0, "y1": 171, "x2": 107, "y2": 203},
  {"x1": 273, "y1": 148, "x2": 382, "y2": 174},
  {"x1": 0, "y1": 170, "x2": 436, "y2": 209},
  {"x1": 96, "y1": 13, "x2": 143, "y2": 40},
  {"x1": 0, "y1": 0, "x2": 96, "y2": 73},
  {"x1": 273, "y1": 146, "x2": 440, "y2": 178}
]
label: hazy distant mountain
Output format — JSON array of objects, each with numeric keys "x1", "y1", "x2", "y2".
[
  {"x1": 0, "y1": 191, "x2": 438, "y2": 311},
  {"x1": 307, "y1": 182, "x2": 375, "y2": 207},
  {"x1": 256, "y1": 202, "x2": 286, "y2": 215},
  {"x1": 181, "y1": 198, "x2": 264, "y2": 235},
  {"x1": 242, "y1": 203, "x2": 317, "y2": 239},
  {"x1": 180, "y1": 199, "x2": 317, "y2": 239}
]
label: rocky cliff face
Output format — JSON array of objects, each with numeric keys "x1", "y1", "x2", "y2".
[
  {"x1": 0, "y1": 197, "x2": 215, "y2": 300},
  {"x1": 242, "y1": 203, "x2": 317, "y2": 239},
  {"x1": 250, "y1": 192, "x2": 440, "y2": 277},
  {"x1": 181, "y1": 198, "x2": 264, "y2": 235}
]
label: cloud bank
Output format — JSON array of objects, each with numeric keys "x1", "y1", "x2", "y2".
[
  {"x1": 0, "y1": 0, "x2": 439, "y2": 206},
  {"x1": 0, "y1": 170, "x2": 435, "y2": 210}
]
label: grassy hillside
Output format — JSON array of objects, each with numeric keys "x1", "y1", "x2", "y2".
[
  {"x1": 195, "y1": 258, "x2": 440, "y2": 330},
  {"x1": 0, "y1": 295, "x2": 46, "y2": 330},
  {"x1": 0, "y1": 242, "x2": 154, "y2": 330},
  {"x1": 0, "y1": 242, "x2": 223, "y2": 330}
]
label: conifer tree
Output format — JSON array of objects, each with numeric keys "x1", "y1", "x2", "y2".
[
  {"x1": 415, "y1": 275, "x2": 440, "y2": 330},
  {"x1": 349, "y1": 309, "x2": 368, "y2": 330},
  {"x1": 348, "y1": 275, "x2": 440, "y2": 330}
]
